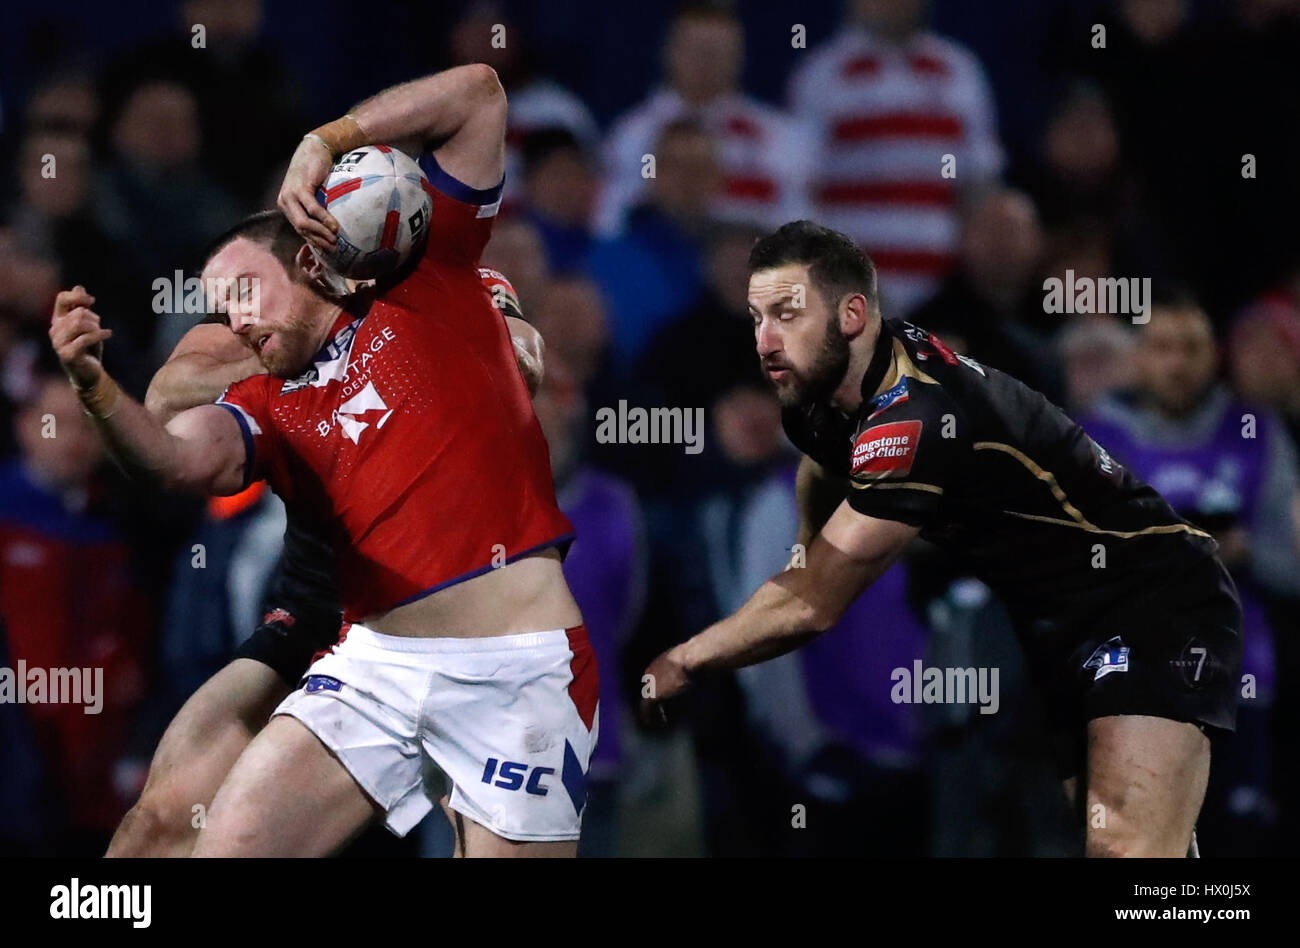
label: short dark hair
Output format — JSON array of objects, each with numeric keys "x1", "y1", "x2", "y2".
[
  {"x1": 748, "y1": 221, "x2": 879, "y2": 311},
  {"x1": 203, "y1": 209, "x2": 305, "y2": 275}
]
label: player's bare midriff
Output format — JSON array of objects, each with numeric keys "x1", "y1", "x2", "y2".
[{"x1": 362, "y1": 547, "x2": 582, "y2": 639}]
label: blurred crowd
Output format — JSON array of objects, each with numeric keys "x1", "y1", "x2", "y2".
[{"x1": 1, "y1": 0, "x2": 1298, "y2": 857}]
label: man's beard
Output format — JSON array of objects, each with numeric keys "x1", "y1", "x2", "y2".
[
  {"x1": 771, "y1": 319, "x2": 852, "y2": 408},
  {"x1": 257, "y1": 310, "x2": 322, "y2": 378},
  {"x1": 257, "y1": 332, "x2": 303, "y2": 377}
]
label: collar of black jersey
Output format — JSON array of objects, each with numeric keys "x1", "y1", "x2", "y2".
[{"x1": 857, "y1": 317, "x2": 896, "y2": 407}]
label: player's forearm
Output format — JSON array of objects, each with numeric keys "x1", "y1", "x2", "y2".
[
  {"x1": 313, "y1": 65, "x2": 504, "y2": 158},
  {"x1": 145, "y1": 353, "x2": 263, "y2": 424},
  {"x1": 76, "y1": 372, "x2": 196, "y2": 489},
  {"x1": 674, "y1": 516, "x2": 909, "y2": 676},
  {"x1": 674, "y1": 578, "x2": 828, "y2": 675}
]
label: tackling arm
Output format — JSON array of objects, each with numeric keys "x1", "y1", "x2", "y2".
[
  {"x1": 642, "y1": 501, "x2": 919, "y2": 712},
  {"x1": 145, "y1": 323, "x2": 264, "y2": 424}
]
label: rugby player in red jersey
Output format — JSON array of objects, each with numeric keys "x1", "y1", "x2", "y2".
[
  {"x1": 106, "y1": 269, "x2": 543, "y2": 857},
  {"x1": 52, "y1": 65, "x2": 597, "y2": 857}
]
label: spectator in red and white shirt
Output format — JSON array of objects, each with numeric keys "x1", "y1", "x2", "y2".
[
  {"x1": 595, "y1": 5, "x2": 811, "y2": 236},
  {"x1": 788, "y1": 0, "x2": 1005, "y2": 315}
]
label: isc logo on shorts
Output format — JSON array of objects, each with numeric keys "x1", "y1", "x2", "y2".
[
  {"x1": 852, "y1": 420, "x2": 922, "y2": 477},
  {"x1": 481, "y1": 757, "x2": 554, "y2": 796}
]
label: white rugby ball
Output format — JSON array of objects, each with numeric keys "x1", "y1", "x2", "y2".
[{"x1": 315, "y1": 144, "x2": 432, "y2": 279}]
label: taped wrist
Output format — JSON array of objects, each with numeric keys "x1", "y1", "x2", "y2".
[
  {"x1": 75, "y1": 372, "x2": 122, "y2": 420},
  {"x1": 305, "y1": 113, "x2": 368, "y2": 159}
]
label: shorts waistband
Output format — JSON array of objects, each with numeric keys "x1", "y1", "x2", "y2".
[{"x1": 339, "y1": 623, "x2": 586, "y2": 654}]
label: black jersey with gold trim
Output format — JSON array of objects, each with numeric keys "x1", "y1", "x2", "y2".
[{"x1": 781, "y1": 318, "x2": 1225, "y2": 628}]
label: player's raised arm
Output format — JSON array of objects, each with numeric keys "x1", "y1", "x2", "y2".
[
  {"x1": 145, "y1": 322, "x2": 265, "y2": 424},
  {"x1": 49, "y1": 287, "x2": 249, "y2": 496},
  {"x1": 278, "y1": 64, "x2": 507, "y2": 248},
  {"x1": 641, "y1": 502, "x2": 919, "y2": 720}
]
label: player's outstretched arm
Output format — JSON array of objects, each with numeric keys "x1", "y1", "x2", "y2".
[
  {"x1": 50, "y1": 287, "x2": 248, "y2": 495},
  {"x1": 279, "y1": 64, "x2": 506, "y2": 248},
  {"x1": 145, "y1": 323, "x2": 264, "y2": 424},
  {"x1": 641, "y1": 502, "x2": 919, "y2": 719}
]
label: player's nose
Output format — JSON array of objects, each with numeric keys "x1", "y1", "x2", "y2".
[
  {"x1": 755, "y1": 320, "x2": 781, "y2": 358},
  {"x1": 229, "y1": 310, "x2": 256, "y2": 334}
]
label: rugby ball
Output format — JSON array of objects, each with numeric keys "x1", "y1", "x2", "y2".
[{"x1": 315, "y1": 145, "x2": 432, "y2": 280}]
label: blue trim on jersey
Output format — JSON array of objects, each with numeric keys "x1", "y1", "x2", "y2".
[
  {"x1": 417, "y1": 152, "x2": 504, "y2": 206},
  {"x1": 388, "y1": 532, "x2": 576, "y2": 609},
  {"x1": 215, "y1": 402, "x2": 256, "y2": 491}
]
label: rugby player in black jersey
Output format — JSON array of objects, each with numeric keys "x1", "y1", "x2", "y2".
[
  {"x1": 106, "y1": 272, "x2": 543, "y2": 857},
  {"x1": 643, "y1": 221, "x2": 1243, "y2": 857}
]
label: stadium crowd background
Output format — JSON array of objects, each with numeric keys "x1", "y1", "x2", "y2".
[{"x1": 1, "y1": 0, "x2": 1298, "y2": 857}]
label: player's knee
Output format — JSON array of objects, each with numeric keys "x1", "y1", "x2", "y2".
[{"x1": 108, "y1": 790, "x2": 198, "y2": 857}]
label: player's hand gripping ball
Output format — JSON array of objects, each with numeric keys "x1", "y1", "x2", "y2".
[{"x1": 314, "y1": 145, "x2": 433, "y2": 280}]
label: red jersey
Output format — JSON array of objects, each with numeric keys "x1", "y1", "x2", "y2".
[{"x1": 217, "y1": 155, "x2": 573, "y2": 622}]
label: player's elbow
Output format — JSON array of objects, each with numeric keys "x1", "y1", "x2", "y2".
[
  {"x1": 797, "y1": 572, "x2": 871, "y2": 636},
  {"x1": 154, "y1": 462, "x2": 202, "y2": 495},
  {"x1": 802, "y1": 600, "x2": 839, "y2": 637},
  {"x1": 771, "y1": 574, "x2": 840, "y2": 638},
  {"x1": 466, "y1": 63, "x2": 505, "y2": 107},
  {"x1": 507, "y1": 319, "x2": 545, "y2": 396},
  {"x1": 784, "y1": 592, "x2": 836, "y2": 640},
  {"x1": 143, "y1": 381, "x2": 181, "y2": 425}
]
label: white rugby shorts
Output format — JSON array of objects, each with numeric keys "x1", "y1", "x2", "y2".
[{"x1": 273, "y1": 623, "x2": 599, "y2": 842}]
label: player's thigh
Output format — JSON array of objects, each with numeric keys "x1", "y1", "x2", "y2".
[
  {"x1": 1085, "y1": 714, "x2": 1209, "y2": 857},
  {"x1": 148, "y1": 659, "x2": 289, "y2": 783},
  {"x1": 108, "y1": 660, "x2": 290, "y2": 855},
  {"x1": 193, "y1": 714, "x2": 378, "y2": 857},
  {"x1": 439, "y1": 797, "x2": 576, "y2": 858}
]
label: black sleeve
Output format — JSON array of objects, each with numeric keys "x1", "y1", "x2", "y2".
[
  {"x1": 233, "y1": 512, "x2": 342, "y2": 685},
  {"x1": 846, "y1": 381, "x2": 966, "y2": 527}
]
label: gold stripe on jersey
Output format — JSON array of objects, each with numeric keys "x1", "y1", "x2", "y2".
[
  {"x1": 851, "y1": 480, "x2": 944, "y2": 494},
  {"x1": 973, "y1": 441, "x2": 1212, "y2": 540},
  {"x1": 1000, "y1": 509, "x2": 1212, "y2": 540},
  {"x1": 883, "y1": 339, "x2": 939, "y2": 390}
]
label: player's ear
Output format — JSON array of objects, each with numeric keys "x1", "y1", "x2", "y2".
[
  {"x1": 296, "y1": 244, "x2": 349, "y2": 298},
  {"x1": 295, "y1": 242, "x2": 323, "y2": 280},
  {"x1": 840, "y1": 292, "x2": 870, "y2": 336}
]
